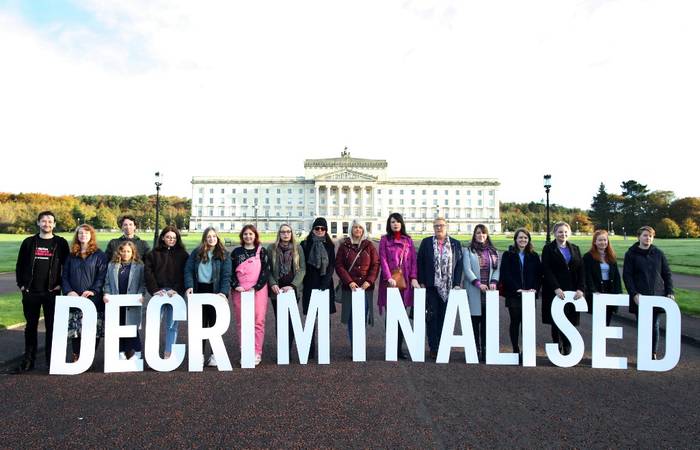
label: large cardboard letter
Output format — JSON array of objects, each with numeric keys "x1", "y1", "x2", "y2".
[
  {"x1": 240, "y1": 290, "x2": 256, "y2": 369},
  {"x1": 351, "y1": 289, "x2": 367, "y2": 362},
  {"x1": 637, "y1": 295, "x2": 681, "y2": 372},
  {"x1": 50, "y1": 296, "x2": 97, "y2": 375},
  {"x1": 104, "y1": 294, "x2": 143, "y2": 373},
  {"x1": 386, "y1": 288, "x2": 425, "y2": 362},
  {"x1": 591, "y1": 294, "x2": 628, "y2": 369},
  {"x1": 485, "y1": 290, "x2": 518, "y2": 365},
  {"x1": 276, "y1": 289, "x2": 330, "y2": 365},
  {"x1": 144, "y1": 294, "x2": 187, "y2": 372},
  {"x1": 188, "y1": 293, "x2": 233, "y2": 372},
  {"x1": 521, "y1": 291, "x2": 537, "y2": 367},
  {"x1": 546, "y1": 292, "x2": 588, "y2": 367},
  {"x1": 436, "y1": 289, "x2": 478, "y2": 364}
]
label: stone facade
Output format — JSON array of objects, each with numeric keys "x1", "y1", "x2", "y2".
[{"x1": 190, "y1": 151, "x2": 501, "y2": 237}]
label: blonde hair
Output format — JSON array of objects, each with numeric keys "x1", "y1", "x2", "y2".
[{"x1": 272, "y1": 224, "x2": 300, "y2": 272}]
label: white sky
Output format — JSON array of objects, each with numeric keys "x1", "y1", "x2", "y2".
[{"x1": 0, "y1": 0, "x2": 698, "y2": 209}]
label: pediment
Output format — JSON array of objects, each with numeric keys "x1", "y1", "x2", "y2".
[{"x1": 315, "y1": 169, "x2": 377, "y2": 182}]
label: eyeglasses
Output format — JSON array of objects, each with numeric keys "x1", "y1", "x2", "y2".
[
  {"x1": 314, "y1": 226, "x2": 327, "y2": 231},
  {"x1": 433, "y1": 224, "x2": 445, "y2": 228},
  {"x1": 280, "y1": 230, "x2": 292, "y2": 234}
]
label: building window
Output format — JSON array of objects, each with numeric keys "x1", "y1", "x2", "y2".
[
  {"x1": 411, "y1": 199, "x2": 415, "y2": 205},
  {"x1": 389, "y1": 199, "x2": 393, "y2": 205},
  {"x1": 198, "y1": 198, "x2": 203, "y2": 204},
  {"x1": 422, "y1": 190, "x2": 426, "y2": 195},
  {"x1": 276, "y1": 198, "x2": 281, "y2": 204},
  {"x1": 243, "y1": 198, "x2": 248, "y2": 205},
  {"x1": 265, "y1": 198, "x2": 269, "y2": 204},
  {"x1": 467, "y1": 190, "x2": 471, "y2": 196},
  {"x1": 209, "y1": 198, "x2": 213, "y2": 204},
  {"x1": 288, "y1": 188, "x2": 292, "y2": 194},
  {"x1": 478, "y1": 199, "x2": 483, "y2": 206},
  {"x1": 444, "y1": 190, "x2": 448, "y2": 195},
  {"x1": 243, "y1": 188, "x2": 247, "y2": 194},
  {"x1": 489, "y1": 190, "x2": 495, "y2": 196},
  {"x1": 456, "y1": 190, "x2": 460, "y2": 195},
  {"x1": 377, "y1": 189, "x2": 382, "y2": 194},
  {"x1": 400, "y1": 189, "x2": 404, "y2": 195},
  {"x1": 456, "y1": 199, "x2": 460, "y2": 205},
  {"x1": 221, "y1": 189, "x2": 225, "y2": 194},
  {"x1": 254, "y1": 188, "x2": 258, "y2": 194},
  {"x1": 265, "y1": 189, "x2": 269, "y2": 194},
  {"x1": 299, "y1": 211, "x2": 303, "y2": 217},
  {"x1": 478, "y1": 190, "x2": 482, "y2": 196},
  {"x1": 209, "y1": 188, "x2": 213, "y2": 194},
  {"x1": 198, "y1": 188, "x2": 204, "y2": 193},
  {"x1": 220, "y1": 208, "x2": 225, "y2": 216},
  {"x1": 433, "y1": 190, "x2": 437, "y2": 195},
  {"x1": 299, "y1": 189, "x2": 303, "y2": 194},
  {"x1": 232, "y1": 198, "x2": 236, "y2": 204},
  {"x1": 232, "y1": 189, "x2": 236, "y2": 194},
  {"x1": 444, "y1": 199, "x2": 448, "y2": 206},
  {"x1": 411, "y1": 190, "x2": 415, "y2": 195},
  {"x1": 197, "y1": 208, "x2": 202, "y2": 216},
  {"x1": 400, "y1": 199, "x2": 404, "y2": 205}
]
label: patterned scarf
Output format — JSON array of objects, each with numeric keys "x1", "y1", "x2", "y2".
[
  {"x1": 277, "y1": 242, "x2": 293, "y2": 278},
  {"x1": 471, "y1": 240, "x2": 499, "y2": 270},
  {"x1": 308, "y1": 234, "x2": 329, "y2": 276},
  {"x1": 433, "y1": 237, "x2": 453, "y2": 302}
]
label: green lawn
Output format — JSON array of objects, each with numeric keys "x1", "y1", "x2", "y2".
[{"x1": 0, "y1": 292, "x2": 23, "y2": 330}]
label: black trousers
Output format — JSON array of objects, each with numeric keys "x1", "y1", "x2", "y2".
[
  {"x1": 426, "y1": 288, "x2": 448, "y2": 353},
  {"x1": 271, "y1": 294, "x2": 296, "y2": 353},
  {"x1": 196, "y1": 283, "x2": 217, "y2": 357},
  {"x1": 507, "y1": 306, "x2": 522, "y2": 353},
  {"x1": 22, "y1": 291, "x2": 56, "y2": 363},
  {"x1": 471, "y1": 298, "x2": 487, "y2": 356}
]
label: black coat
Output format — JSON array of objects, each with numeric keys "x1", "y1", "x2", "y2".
[
  {"x1": 541, "y1": 241, "x2": 585, "y2": 325},
  {"x1": 62, "y1": 250, "x2": 108, "y2": 310},
  {"x1": 416, "y1": 236, "x2": 464, "y2": 288},
  {"x1": 499, "y1": 247, "x2": 542, "y2": 308},
  {"x1": 16, "y1": 234, "x2": 70, "y2": 292},
  {"x1": 143, "y1": 246, "x2": 189, "y2": 296},
  {"x1": 583, "y1": 251, "x2": 622, "y2": 313},
  {"x1": 300, "y1": 239, "x2": 337, "y2": 315},
  {"x1": 622, "y1": 243, "x2": 673, "y2": 314}
]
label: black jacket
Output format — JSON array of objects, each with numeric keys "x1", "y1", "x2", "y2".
[
  {"x1": 541, "y1": 240, "x2": 585, "y2": 325},
  {"x1": 62, "y1": 250, "x2": 108, "y2": 309},
  {"x1": 16, "y1": 234, "x2": 70, "y2": 292},
  {"x1": 416, "y1": 236, "x2": 464, "y2": 288},
  {"x1": 300, "y1": 238, "x2": 337, "y2": 315},
  {"x1": 583, "y1": 251, "x2": 622, "y2": 312},
  {"x1": 105, "y1": 235, "x2": 151, "y2": 262},
  {"x1": 622, "y1": 243, "x2": 673, "y2": 314},
  {"x1": 144, "y1": 246, "x2": 189, "y2": 296},
  {"x1": 499, "y1": 247, "x2": 542, "y2": 308}
]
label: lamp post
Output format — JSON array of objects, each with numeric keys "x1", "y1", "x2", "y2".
[
  {"x1": 505, "y1": 219, "x2": 508, "y2": 234},
  {"x1": 622, "y1": 226, "x2": 626, "y2": 240},
  {"x1": 576, "y1": 221, "x2": 579, "y2": 235},
  {"x1": 544, "y1": 174, "x2": 552, "y2": 243},
  {"x1": 435, "y1": 206, "x2": 440, "y2": 219},
  {"x1": 153, "y1": 172, "x2": 162, "y2": 248},
  {"x1": 611, "y1": 221, "x2": 614, "y2": 235}
]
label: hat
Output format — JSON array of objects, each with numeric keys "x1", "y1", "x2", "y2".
[{"x1": 312, "y1": 217, "x2": 328, "y2": 229}]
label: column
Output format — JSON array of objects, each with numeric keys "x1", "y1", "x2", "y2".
[
  {"x1": 349, "y1": 185, "x2": 356, "y2": 218},
  {"x1": 315, "y1": 183, "x2": 320, "y2": 217}
]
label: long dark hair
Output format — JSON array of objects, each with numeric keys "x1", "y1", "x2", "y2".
[
  {"x1": 469, "y1": 224, "x2": 496, "y2": 250},
  {"x1": 512, "y1": 227, "x2": 534, "y2": 254},
  {"x1": 385, "y1": 212, "x2": 409, "y2": 237},
  {"x1": 155, "y1": 225, "x2": 186, "y2": 251},
  {"x1": 197, "y1": 227, "x2": 226, "y2": 262}
]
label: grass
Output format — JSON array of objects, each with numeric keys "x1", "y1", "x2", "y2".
[
  {"x1": 675, "y1": 289, "x2": 700, "y2": 317},
  {"x1": 0, "y1": 292, "x2": 23, "y2": 330}
]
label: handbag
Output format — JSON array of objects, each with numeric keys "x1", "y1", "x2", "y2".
[{"x1": 390, "y1": 240, "x2": 408, "y2": 291}]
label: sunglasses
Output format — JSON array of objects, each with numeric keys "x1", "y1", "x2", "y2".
[{"x1": 314, "y1": 226, "x2": 327, "y2": 231}]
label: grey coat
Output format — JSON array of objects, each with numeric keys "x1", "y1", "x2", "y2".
[
  {"x1": 104, "y1": 261, "x2": 146, "y2": 326},
  {"x1": 267, "y1": 242, "x2": 305, "y2": 302},
  {"x1": 463, "y1": 247, "x2": 501, "y2": 316}
]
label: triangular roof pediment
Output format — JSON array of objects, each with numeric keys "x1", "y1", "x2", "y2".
[{"x1": 315, "y1": 169, "x2": 377, "y2": 182}]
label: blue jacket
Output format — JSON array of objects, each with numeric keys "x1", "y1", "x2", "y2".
[
  {"x1": 184, "y1": 246, "x2": 232, "y2": 295},
  {"x1": 62, "y1": 250, "x2": 108, "y2": 306}
]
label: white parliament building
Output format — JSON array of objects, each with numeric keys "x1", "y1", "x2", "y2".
[{"x1": 190, "y1": 151, "x2": 501, "y2": 237}]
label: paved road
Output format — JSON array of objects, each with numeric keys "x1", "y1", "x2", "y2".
[{"x1": 2, "y1": 298, "x2": 699, "y2": 448}]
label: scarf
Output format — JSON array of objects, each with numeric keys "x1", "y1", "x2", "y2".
[
  {"x1": 277, "y1": 242, "x2": 293, "y2": 278},
  {"x1": 308, "y1": 234, "x2": 329, "y2": 276},
  {"x1": 433, "y1": 237, "x2": 453, "y2": 302},
  {"x1": 471, "y1": 240, "x2": 499, "y2": 270}
]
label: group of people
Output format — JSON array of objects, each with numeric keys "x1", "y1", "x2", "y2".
[{"x1": 14, "y1": 210, "x2": 674, "y2": 372}]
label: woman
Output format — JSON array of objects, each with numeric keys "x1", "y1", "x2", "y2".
[
  {"x1": 583, "y1": 229, "x2": 622, "y2": 327},
  {"x1": 499, "y1": 228, "x2": 542, "y2": 356},
  {"x1": 144, "y1": 225, "x2": 188, "y2": 359},
  {"x1": 268, "y1": 224, "x2": 305, "y2": 354},
  {"x1": 623, "y1": 226, "x2": 674, "y2": 360},
  {"x1": 541, "y1": 221, "x2": 584, "y2": 355},
  {"x1": 335, "y1": 220, "x2": 380, "y2": 347},
  {"x1": 231, "y1": 224, "x2": 269, "y2": 366},
  {"x1": 378, "y1": 213, "x2": 420, "y2": 359},
  {"x1": 300, "y1": 217, "x2": 337, "y2": 360},
  {"x1": 62, "y1": 224, "x2": 108, "y2": 362},
  {"x1": 184, "y1": 227, "x2": 232, "y2": 367},
  {"x1": 104, "y1": 241, "x2": 146, "y2": 360},
  {"x1": 463, "y1": 224, "x2": 500, "y2": 362}
]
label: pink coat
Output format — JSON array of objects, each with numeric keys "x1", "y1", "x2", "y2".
[{"x1": 377, "y1": 234, "x2": 418, "y2": 314}]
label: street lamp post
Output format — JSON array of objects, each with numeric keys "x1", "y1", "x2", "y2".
[
  {"x1": 505, "y1": 219, "x2": 508, "y2": 234},
  {"x1": 622, "y1": 226, "x2": 626, "y2": 240},
  {"x1": 576, "y1": 221, "x2": 579, "y2": 235},
  {"x1": 153, "y1": 172, "x2": 162, "y2": 248},
  {"x1": 611, "y1": 221, "x2": 614, "y2": 235},
  {"x1": 543, "y1": 174, "x2": 552, "y2": 243}
]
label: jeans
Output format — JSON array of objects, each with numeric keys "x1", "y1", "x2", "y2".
[
  {"x1": 637, "y1": 308, "x2": 663, "y2": 355},
  {"x1": 161, "y1": 304, "x2": 179, "y2": 354}
]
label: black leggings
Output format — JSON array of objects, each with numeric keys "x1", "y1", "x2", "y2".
[{"x1": 507, "y1": 306, "x2": 522, "y2": 353}]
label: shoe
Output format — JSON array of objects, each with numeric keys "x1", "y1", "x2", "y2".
[
  {"x1": 429, "y1": 350, "x2": 437, "y2": 360},
  {"x1": 254, "y1": 354, "x2": 262, "y2": 366},
  {"x1": 397, "y1": 349, "x2": 407, "y2": 360},
  {"x1": 207, "y1": 355, "x2": 218, "y2": 367},
  {"x1": 72, "y1": 353, "x2": 80, "y2": 363},
  {"x1": 518, "y1": 352, "x2": 523, "y2": 365},
  {"x1": 119, "y1": 352, "x2": 127, "y2": 360},
  {"x1": 124, "y1": 349, "x2": 135, "y2": 360},
  {"x1": 14, "y1": 357, "x2": 35, "y2": 373}
]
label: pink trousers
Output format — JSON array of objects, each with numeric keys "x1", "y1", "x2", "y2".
[{"x1": 232, "y1": 286, "x2": 269, "y2": 356}]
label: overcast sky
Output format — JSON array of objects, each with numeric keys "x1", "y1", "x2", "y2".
[{"x1": 0, "y1": 0, "x2": 698, "y2": 209}]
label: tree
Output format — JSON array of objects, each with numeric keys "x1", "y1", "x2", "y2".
[
  {"x1": 680, "y1": 218, "x2": 700, "y2": 238},
  {"x1": 647, "y1": 190, "x2": 674, "y2": 225},
  {"x1": 656, "y1": 218, "x2": 681, "y2": 238},
  {"x1": 620, "y1": 180, "x2": 649, "y2": 233},
  {"x1": 570, "y1": 212, "x2": 593, "y2": 234},
  {"x1": 590, "y1": 183, "x2": 612, "y2": 229},
  {"x1": 669, "y1": 197, "x2": 700, "y2": 225},
  {"x1": 93, "y1": 208, "x2": 117, "y2": 230}
]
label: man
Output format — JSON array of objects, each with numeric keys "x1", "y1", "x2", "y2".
[
  {"x1": 15, "y1": 211, "x2": 70, "y2": 372},
  {"x1": 105, "y1": 215, "x2": 150, "y2": 261}
]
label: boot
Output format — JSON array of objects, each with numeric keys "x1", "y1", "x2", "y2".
[
  {"x1": 14, "y1": 347, "x2": 36, "y2": 373},
  {"x1": 397, "y1": 329, "x2": 407, "y2": 360}
]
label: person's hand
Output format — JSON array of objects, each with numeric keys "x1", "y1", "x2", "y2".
[
  {"x1": 271, "y1": 285, "x2": 281, "y2": 295},
  {"x1": 517, "y1": 289, "x2": 524, "y2": 293},
  {"x1": 235, "y1": 286, "x2": 245, "y2": 293},
  {"x1": 246, "y1": 288, "x2": 255, "y2": 293},
  {"x1": 633, "y1": 294, "x2": 640, "y2": 305},
  {"x1": 361, "y1": 282, "x2": 370, "y2": 290},
  {"x1": 281, "y1": 286, "x2": 294, "y2": 293},
  {"x1": 19, "y1": 286, "x2": 25, "y2": 293},
  {"x1": 155, "y1": 289, "x2": 165, "y2": 296},
  {"x1": 411, "y1": 279, "x2": 420, "y2": 289},
  {"x1": 574, "y1": 290, "x2": 583, "y2": 300},
  {"x1": 67, "y1": 291, "x2": 78, "y2": 296},
  {"x1": 479, "y1": 284, "x2": 488, "y2": 293},
  {"x1": 166, "y1": 289, "x2": 177, "y2": 297},
  {"x1": 139, "y1": 295, "x2": 145, "y2": 304},
  {"x1": 489, "y1": 283, "x2": 497, "y2": 291},
  {"x1": 387, "y1": 278, "x2": 397, "y2": 288},
  {"x1": 452, "y1": 285, "x2": 461, "y2": 290},
  {"x1": 555, "y1": 288, "x2": 565, "y2": 300},
  {"x1": 81, "y1": 290, "x2": 95, "y2": 298},
  {"x1": 103, "y1": 294, "x2": 110, "y2": 303},
  {"x1": 349, "y1": 282, "x2": 359, "y2": 291},
  {"x1": 185, "y1": 288, "x2": 193, "y2": 296}
]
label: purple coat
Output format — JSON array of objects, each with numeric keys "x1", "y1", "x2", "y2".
[{"x1": 378, "y1": 234, "x2": 418, "y2": 314}]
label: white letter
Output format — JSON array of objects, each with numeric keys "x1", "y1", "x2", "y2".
[
  {"x1": 104, "y1": 294, "x2": 143, "y2": 373},
  {"x1": 591, "y1": 294, "x2": 628, "y2": 369},
  {"x1": 521, "y1": 291, "x2": 537, "y2": 367},
  {"x1": 637, "y1": 295, "x2": 681, "y2": 372},
  {"x1": 436, "y1": 289, "x2": 478, "y2": 364},
  {"x1": 240, "y1": 291, "x2": 256, "y2": 369},
  {"x1": 144, "y1": 294, "x2": 186, "y2": 372},
  {"x1": 188, "y1": 293, "x2": 232, "y2": 371},
  {"x1": 276, "y1": 289, "x2": 330, "y2": 365},
  {"x1": 485, "y1": 290, "x2": 518, "y2": 365},
  {"x1": 50, "y1": 296, "x2": 97, "y2": 375},
  {"x1": 386, "y1": 288, "x2": 425, "y2": 362},
  {"x1": 351, "y1": 289, "x2": 367, "y2": 362},
  {"x1": 546, "y1": 292, "x2": 587, "y2": 367}
]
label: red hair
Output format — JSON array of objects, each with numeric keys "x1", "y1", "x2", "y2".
[
  {"x1": 239, "y1": 224, "x2": 260, "y2": 247},
  {"x1": 71, "y1": 224, "x2": 99, "y2": 258},
  {"x1": 589, "y1": 229, "x2": 617, "y2": 264}
]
